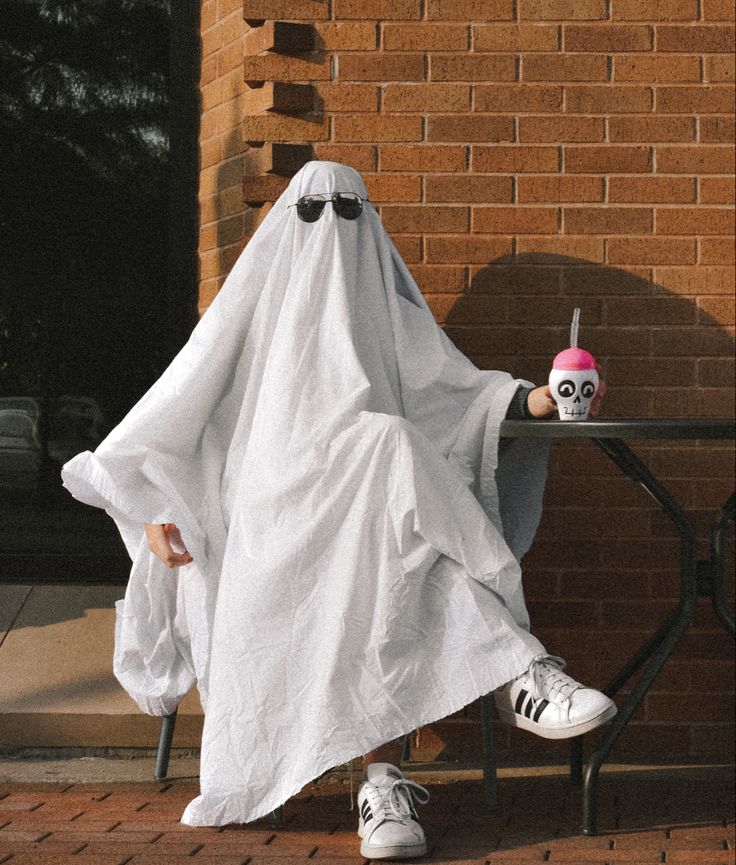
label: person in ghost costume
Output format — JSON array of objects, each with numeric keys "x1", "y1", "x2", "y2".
[{"x1": 60, "y1": 160, "x2": 615, "y2": 861}]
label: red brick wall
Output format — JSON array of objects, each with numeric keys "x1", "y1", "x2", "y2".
[{"x1": 199, "y1": 0, "x2": 735, "y2": 761}]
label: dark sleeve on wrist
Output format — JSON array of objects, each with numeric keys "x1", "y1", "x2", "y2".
[{"x1": 505, "y1": 384, "x2": 536, "y2": 420}]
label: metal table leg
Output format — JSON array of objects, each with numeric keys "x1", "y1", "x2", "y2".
[
  {"x1": 582, "y1": 598, "x2": 695, "y2": 833},
  {"x1": 580, "y1": 438, "x2": 701, "y2": 835},
  {"x1": 709, "y1": 492, "x2": 735, "y2": 637},
  {"x1": 569, "y1": 736, "x2": 583, "y2": 786}
]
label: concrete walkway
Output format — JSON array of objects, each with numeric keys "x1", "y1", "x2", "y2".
[{"x1": 0, "y1": 757, "x2": 733, "y2": 863}]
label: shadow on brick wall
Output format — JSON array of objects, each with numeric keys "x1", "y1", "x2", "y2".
[
  {"x1": 432, "y1": 251, "x2": 735, "y2": 761},
  {"x1": 442, "y1": 252, "x2": 735, "y2": 420}
]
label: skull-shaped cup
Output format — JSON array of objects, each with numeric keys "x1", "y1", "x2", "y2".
[{"x1": 549, "y1": 348, "x2": 599, "y2": 421}]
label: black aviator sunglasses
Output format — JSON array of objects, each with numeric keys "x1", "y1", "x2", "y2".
[{"x1": 288, "y1": 192, "x2": 368, "y2": 223}]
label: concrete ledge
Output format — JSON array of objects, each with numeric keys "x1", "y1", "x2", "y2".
[
  {"x1": 0, "y1": 713, "x2": 204, "y2": 749},
  {"x1": 0, "y1": 585, "x2": 203, "y2": 748}
]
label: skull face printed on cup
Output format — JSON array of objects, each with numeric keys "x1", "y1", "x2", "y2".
[{"x1": 549, "y1": 348, "x2": 599, "y2": 421}]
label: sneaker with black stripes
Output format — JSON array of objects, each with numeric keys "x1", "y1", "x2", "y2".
[
  {"x1": 357, "y1": 762, "x2": 430, "y2": 860},
  {"x1": 494, "y1": 653, "x2": 617, "y2": 739}
]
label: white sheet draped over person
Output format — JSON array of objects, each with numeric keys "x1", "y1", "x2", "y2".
[{"x1": 60, "y1": 160, "x2": 553, "y2": 826}]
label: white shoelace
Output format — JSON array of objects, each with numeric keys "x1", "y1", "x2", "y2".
[
  {"x1": 527, "y1": 653, "x2": 582, "y2": 704},
  {"x1": 346, "y1": 759, "x2": 430, "y2": 818},
  {"x1": 371, "y1": 777, "x2": 431, "y2": 821}
]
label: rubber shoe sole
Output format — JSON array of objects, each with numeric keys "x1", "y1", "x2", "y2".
[
  {"x1": 496, "y1": 700, "x2": 617, "y2": 740},
  {"x1": 359, "y1": 836, "x2": 428, "y2": 859}
]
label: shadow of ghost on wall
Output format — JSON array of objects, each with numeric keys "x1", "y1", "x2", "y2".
[{"x1": 439, "y1": 252, "x2": 734, "y2": 421}]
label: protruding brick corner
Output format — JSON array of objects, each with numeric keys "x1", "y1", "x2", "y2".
[
  {"x1": 243, "y1": 112, "x2": 329, "y2": 144},
  {"x1": 241, "y1": 7, "x2": 328, "y2": 198},
  {"x1": 241, "y1": 143, "x2": 314, "y2": 206},
  {"x1": 246, "y1": 142, "x2": 315, "y2": 176},
  {"x1": 244, "y1": 82, "x2": 317, "y2": 116},
  {"x1": 243, "y1": 20, "x2": 316, "y2": 55},
  {"x1": 243, "y1": 0, "x2": 328, "y2": 23},
  {"x1": 242, "y1": 173, "x2": 290, "y2": 205}
]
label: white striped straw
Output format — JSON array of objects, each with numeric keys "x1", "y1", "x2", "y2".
[{"x1": 570, "y1": 307, "x2": 580, "y2": 348}]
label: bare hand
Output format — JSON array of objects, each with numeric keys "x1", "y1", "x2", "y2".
[
  {"x1": 528, "y1": 377, "x2": 607, "y2": 419},
  {"x1": 143, "y1": 522, "x2": 193, "y2": 568},
  {"x1": 527, "y1": 384, "x2": 558, "y2": 418},
  {"x1": 590, "y1": 377, "x2": 606, "y2": 418}
]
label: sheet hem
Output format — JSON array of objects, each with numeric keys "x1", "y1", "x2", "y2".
[{"x1": 179, "y1": 640, "x2": 538, "y2": 827}]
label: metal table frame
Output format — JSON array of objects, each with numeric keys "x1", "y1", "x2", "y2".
[{"x1": 498, "y1": 417, "x2": 736, "y2": 835}]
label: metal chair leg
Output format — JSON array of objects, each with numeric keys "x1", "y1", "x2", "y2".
[
  {"x1": 155, "y1": 709, "x2": 178, "y2": 780},
  {"x1": 400, "y1": 730, "x2": 411, "y2": 762},
  {"x1": 267, "y1": 805, "x2": 285, "y2": 826},
  {"x1": 480, "y1": 692, "x2": 498, "y2": 810}
]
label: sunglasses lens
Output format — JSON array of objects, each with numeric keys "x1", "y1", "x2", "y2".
[
  {"x1": 333, "y1": 193, "x2": 362, "y2": 219},
  {"x1": 296, "y1": 195, "x2": 326, "y2": 223}
]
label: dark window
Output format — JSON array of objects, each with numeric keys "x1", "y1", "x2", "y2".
[{"x1": 0, "y1": 0, "x2": 201, "y2": 582}]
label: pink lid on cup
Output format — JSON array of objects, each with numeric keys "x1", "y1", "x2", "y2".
[{"x1": 552, "y1": 347, "x2": 597, "y2": 370}]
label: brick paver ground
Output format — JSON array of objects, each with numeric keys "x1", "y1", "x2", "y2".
[{"x1": 0, "y1": 763, "x2": 733, "y2": 864}]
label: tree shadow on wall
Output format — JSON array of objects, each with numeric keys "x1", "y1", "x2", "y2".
[{"x1": 441, "y1": 252, "x2": 734, "y2": 420}]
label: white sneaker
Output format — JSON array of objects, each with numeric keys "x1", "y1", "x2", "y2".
[
  {"x1": 357, "y1": 762, "x2": 430, "y2": 860},
  {"x1": 494, "y1": 653, "x2": 617, "y2": 739}
]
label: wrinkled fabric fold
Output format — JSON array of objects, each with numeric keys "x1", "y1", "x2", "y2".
[{"x1": 61, "y1": 160, "x2": 551, "y2": 826}]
